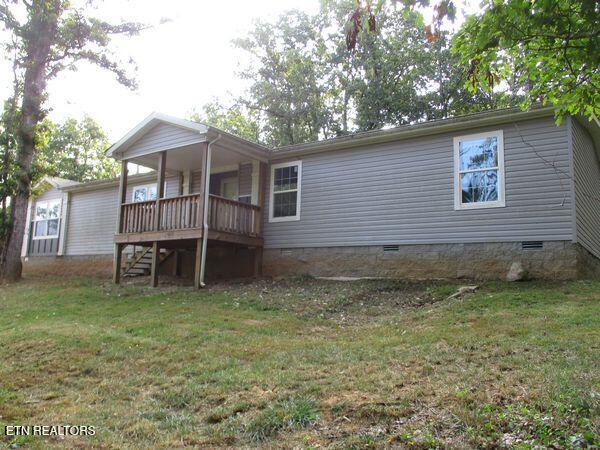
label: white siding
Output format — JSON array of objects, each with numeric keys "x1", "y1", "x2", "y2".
[
  {"x1": 572, "y1": 121, "x2": 600, "y2": 258},
  {"x1": 264, "y1": 117, "x2": 575, "y2": 248}
]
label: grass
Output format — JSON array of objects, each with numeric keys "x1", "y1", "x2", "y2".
[{"x1": 0, "y1": 276, "x2": 598, "y2": 448}]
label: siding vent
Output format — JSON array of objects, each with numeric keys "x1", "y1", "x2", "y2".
[
  {"x1": 383, "y1": 245, "x2": 400, "y2": 253},
  {"x1": 522, "y1": 241, "x2": 543, "y2": 250},
  {"x1": 281, "y1": 249, "x2": 293, "y2": 256}
]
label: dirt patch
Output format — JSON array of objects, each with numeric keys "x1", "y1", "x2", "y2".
[{"x1": 210, "y1": 277, "x2": 460, "y2": 323}]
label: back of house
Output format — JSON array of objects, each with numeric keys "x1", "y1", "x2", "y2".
[{"x1": 22, "y1": 107, "x2": 600, "y2": 282}]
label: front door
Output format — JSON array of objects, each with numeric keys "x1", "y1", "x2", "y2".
[{"x1": 221, "y1": 177, "x2": 238, "y2": 200}]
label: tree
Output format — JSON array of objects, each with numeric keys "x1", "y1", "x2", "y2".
[
  {"x1": 42, "y1": 115, "x2": 118, "y2": 182},
  {"x1": 234, "y1": 10, "x2": 339, "y2": 146},
  {"x1": 0, "y1": 0, "x2": 144, "y2": 282},
  {"x1": 190, "y1": 101, "x2": 261, "y2": 144},
  {"x1": 234, "y1": 1, "x2": 519, "y2": 146},
  {"x1": 452, "y1": 0, "x2": 600, "y2": 123}
]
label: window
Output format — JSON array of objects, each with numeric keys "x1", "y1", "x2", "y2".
[
  {"x1": 269, "y1": 161, "x2": 302, "y2": 222},
  {"x1": 454, "y1": 130, "x2": 505, "y2": 210},
  {"x1": 33, "y1": 199, "x2": 61, "y2": 239},
  {"x1": 132, "y1": 184, "x2": 157, "y2": 202}
]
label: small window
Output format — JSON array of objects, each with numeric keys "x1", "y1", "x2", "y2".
[
  {"x1": 132, "y1": 184, "x2": 157, "y2": 203},
  {"x1": 269, "y1": 161, "x2": 302, "y2": 222},
  {"x1": 33, "y1": 199, "x2": 61, "y2": 239},
  {"x1": 454, "y1": 130, "x2": 505, "y2": 210}
]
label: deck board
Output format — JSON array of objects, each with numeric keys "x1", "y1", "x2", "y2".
[{"x1": 114, "y1": 228, "x2": 263, "y2": 247}]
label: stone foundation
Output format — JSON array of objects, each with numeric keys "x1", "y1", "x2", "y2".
[
  {"x1": 263, "y1": 241, "x2": 599, "y2": 280},
  {"x1": 22, "y1": 254, "x2": 114, "y2": 278}
]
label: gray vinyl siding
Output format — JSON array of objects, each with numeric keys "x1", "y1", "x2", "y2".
[
  {"x1": 239, "y1": 163, "x2": 253, "y2": 197},
  {"x1": 125, "y1": 123, "x2": 203, "y2": 159},
  {"x1": 190, "y1": 169, "x2": 203, "y2": 193},
  {"x1": 35, "y1": 186, "x2": 63, "y2": 202},
  {"x1": 572, "y1": 121, "x2": 600, "y2": 258},
  {"x1": 165, "y1": 175, "x2": 180, "y2": 197},
  {"x1": 65, "y1": 177, "x2": 179, "y2": 255},
  {"x1": 264, "y1": 117, "x2": 574, "y2": 248},
  {"x1": 66, "y1": 186, "x2": 118, "y2": 255}
]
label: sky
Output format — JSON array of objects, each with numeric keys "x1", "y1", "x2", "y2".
[{"x1": 0, "y1": 0, "x2": 477, "y2": 142}]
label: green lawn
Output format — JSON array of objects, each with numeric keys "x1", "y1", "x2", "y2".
[{"x1": 0, "y1": 276, "x2": 598, "y2": 448}]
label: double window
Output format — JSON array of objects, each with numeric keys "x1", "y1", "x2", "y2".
[
  {"x1": 454, "y1": 130, "x2": 505, "y2": 210},
  {"x1": 132, "y1": 184, "x2": 157, "y2": 202},
  {"x1": 269, "y1": 161, "x2": 302, "y2": 222},
  {"x1": 33, "y1": 199, "x2": 61, "y2": 239}
]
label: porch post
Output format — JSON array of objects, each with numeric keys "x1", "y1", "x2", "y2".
[
  {"x1": 256, "y1": 162, "x2": 267, "y2": 236},
  {"x1": 154, "y1": 151, "x2": 167, "y2": 231},
  {"x1": 254, "y1": 162, "x2": 267, "y2": 277},
  {"x1": 150, "y1": 241, "x2": 160, "y2": 287},
  {"x1": 113, "y1": 160, "x2": 128, "y2": 284},
  {"x1": 150, "y1": 152, "x2": 166, "y2": 288},
  {"x1": 194, "y1": 238, "x2": 202, "y2": 289}
]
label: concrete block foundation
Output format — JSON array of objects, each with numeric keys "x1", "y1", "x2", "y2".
[{"x1": 22, "y1": 241, "x2": 600, "y2": 281}]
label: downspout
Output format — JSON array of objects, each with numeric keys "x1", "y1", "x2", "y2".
[{"x1": 199, "y1": 134, "x2": 222, "y2": 287}]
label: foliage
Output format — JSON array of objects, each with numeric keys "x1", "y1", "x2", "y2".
[
  {"x1": 190, "y1": 101, "x2": 261, "y2": 143},
  {"x1": 0, "y1": 0, "x2": 146, "y2": 90},
  {"x1": 452, "y1": 0, "x2": 600, "y2": 123},
  {"x1": 234, "y1": 10, "x2": 337, "y2": 146},
  {"x1": 345, "y1": 0, "x2": 456, "y2": 51},
  {"x1": 0, "y1": 106, "x2": 115, "y2": 244},
  {"x1": 231, "y1": 1, "x2": 518, "y2": 146},
  {"x1": 0, "y1": 0, "x2": 144, "y2": 280},
  {"x1": 41, "y1": 115, "x2": 117, "y2": 182}
]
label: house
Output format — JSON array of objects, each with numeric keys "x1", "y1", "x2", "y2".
[{"x1": 22, "y1": 107, "x2": 600, "y2": 286}]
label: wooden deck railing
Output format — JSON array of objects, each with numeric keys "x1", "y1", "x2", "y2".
[
  {"x1": 120, "y1": 194, "x2": 261, "y2": 237},
  {"x1": 159, "y1": 193, "x2": 203, "y2": 231},
  {"x1": 121, "y1": 199, "x2": 157, "y2": 233},
  {"x1": 208, "y1": 195, "x2": 261, "y2": 237}
]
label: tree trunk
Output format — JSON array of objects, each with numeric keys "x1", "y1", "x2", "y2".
[{"x1": 0, "y1": 1, "x2": 61, "y2": 282}]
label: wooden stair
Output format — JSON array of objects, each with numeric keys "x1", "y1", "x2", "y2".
[{"x1": 122, "y1": 247, "x2": 174, "y2": 277}]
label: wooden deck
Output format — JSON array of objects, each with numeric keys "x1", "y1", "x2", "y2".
[{"x1": 114, "y1": 194, "x2": 263, "y2": 247}]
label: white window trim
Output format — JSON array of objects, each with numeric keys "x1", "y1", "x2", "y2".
[
  {"x1": 454, "y1": 130, "x2": 505, "y2": 210},
  {"x1": 132, "y1": 183, "x2": 157, "y2": 202},
  {"x1": 32, "y1": 199, "x2": 61, "y2": 240},
  {"x1": 269, "y1": 160, "x2": 302, "y2": 223}
]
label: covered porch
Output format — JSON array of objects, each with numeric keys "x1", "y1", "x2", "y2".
[{"x1": 107, "y1": 113, "x2": 270, "y2": 288}]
